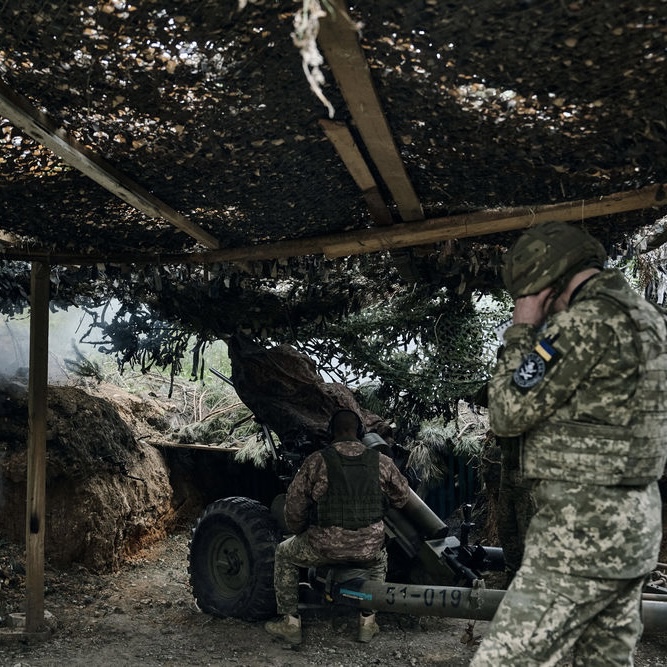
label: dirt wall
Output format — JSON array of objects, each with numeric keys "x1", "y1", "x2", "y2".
[{"x1": 0, "y1": 382, "x2": 174, "y2": 572}]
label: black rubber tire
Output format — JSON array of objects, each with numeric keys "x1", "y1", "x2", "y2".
[{"x1": 188, "y1": 496, "x2": 282, "y2": 620}]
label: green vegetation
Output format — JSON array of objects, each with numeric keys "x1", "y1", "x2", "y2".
[{"x1": 296, "y1": 286, "x2": 510, "y2": 437}]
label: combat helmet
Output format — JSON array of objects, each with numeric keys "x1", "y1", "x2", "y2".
[{"x1": 502, "y1": 221, "x2": 607, "y2": 299}]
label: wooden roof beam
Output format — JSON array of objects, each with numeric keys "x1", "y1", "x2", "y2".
[
  {"x1": 2, "y1": 184, "x2": 664, "y2": 265},
  {"x1": 0, "y1": 80, "x2": 220, "y2": 250},
  {"x1": 317, "y1": 1, "x2": 424, "y2": 223},
  {"x1": 318, "y1": 118, "x2": 394, "y2": 226}
]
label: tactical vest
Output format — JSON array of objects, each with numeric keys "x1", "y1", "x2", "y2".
[
  {"x1": 314, "y1": 445, "x2": 386, "y2": 529},
  {"x1": 524, "y1": 279, "x2": 667, "y2": 486}
]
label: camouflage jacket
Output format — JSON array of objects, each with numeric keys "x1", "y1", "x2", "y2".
[
  {"x1": 284, "y1": 440, "x2": 410, "y2": 561},
  {"x1": 489, "y1": 269, "x2": 666, "y2": 577}
]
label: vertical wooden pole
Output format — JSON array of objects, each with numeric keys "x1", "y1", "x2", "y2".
[{"x1": 25, "y1": 260, "x2": 49, "y2": 632}]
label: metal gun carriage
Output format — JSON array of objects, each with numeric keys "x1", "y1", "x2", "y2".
[{"x1": 187, "y1": 368, "x2": 667, "y2": 634}]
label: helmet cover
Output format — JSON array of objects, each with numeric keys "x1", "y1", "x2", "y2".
[{"x1": 502, "y1": 221, "x2": 607, "y2": 299}]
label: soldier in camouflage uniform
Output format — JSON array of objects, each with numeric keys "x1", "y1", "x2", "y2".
[
  {"x1": 265, "y1": 409, "x2": 410, "y2": 645},
  {"x1": 471, "y1": 221, "x2": 667, "y2": 667}
]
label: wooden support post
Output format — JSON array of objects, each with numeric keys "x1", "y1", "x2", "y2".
[{"x1": 25, "y1": 261, "x2": 50, "y2": 633}]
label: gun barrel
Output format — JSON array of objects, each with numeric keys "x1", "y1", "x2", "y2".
[
  {"x1": 328, "y1": 580, "x2": 667, "y2": 634},
  {"x1": 332, "y1": 579, "x2": 502, "y2": 620},
  {"x1": 641, "y1": 599, "x2": 667, "y2": 635},
  {"x1": 398, "y1": 488, "x2": 449, "y2": 539}
]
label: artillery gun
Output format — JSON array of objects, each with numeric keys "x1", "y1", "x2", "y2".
[{"x1": 187, "y1": 367, "x2": 667, "y2": 633}]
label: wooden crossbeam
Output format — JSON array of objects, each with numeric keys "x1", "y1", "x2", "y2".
[
  {"x1": 3, "y1": 184, "x2": 665, "y2": 265},
  {"x1": 320, "y1": 185, "x2": 667, "y2": 258},
  {"x1": 0, "y1": 80, "x2": 220, "y2": 250}
]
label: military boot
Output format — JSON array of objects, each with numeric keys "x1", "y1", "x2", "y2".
[
  {"x1": 265, "y1": 613, "x2": 302, "y2": 645},
  {"x1": 358, "y1": 612, "x2": 379, "y2": 643}
]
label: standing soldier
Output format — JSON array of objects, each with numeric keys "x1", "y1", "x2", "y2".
[{"x1": 471, "y1": 221, "x2": 667, "y2": 666}]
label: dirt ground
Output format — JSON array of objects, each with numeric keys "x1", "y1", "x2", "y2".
[{"x1": 1, "y1": 530, "x2": 666, "y2": 667}]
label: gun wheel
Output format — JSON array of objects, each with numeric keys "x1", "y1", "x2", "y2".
[{"x1": 188, "y1": 496, "x2": 282, "y2": 620}]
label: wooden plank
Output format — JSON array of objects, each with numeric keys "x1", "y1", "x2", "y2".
[
  {"x1": 132, "y1": 183, "x2": 667, "y2": 259},
  {"x1": 318, "y1": 119, "x2": 377, "y2": 191},
  {"x1": 2, "y1": 184, "x2": 666, "y2": 265},
  {"x1": 0, "y1": 80, "x2": 219, "y2": 249},
  {"x1": 317, "y1": 1, "x2": 424, "y2": 222},
  {"x1": 319, "y1": 118, "x2": 394, "y2": 225},
  {"x1": 25, "y1": 261, "x2": 49, "y2": 633},
  {"x1": 320, "y1": 184, "x2": 667, "y2": 258},
  {"x1": 362, "y1": 187, "x2": 394, "y2": 226}
]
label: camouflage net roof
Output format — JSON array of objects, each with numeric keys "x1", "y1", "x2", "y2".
[{"x1": 1, "y1": 0, "x2": 667, "y2": 335}]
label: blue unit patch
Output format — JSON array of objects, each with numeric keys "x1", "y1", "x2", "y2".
[
  {"x1": 512, "y1": 335, "x2": 561, "y2": 392},
  {"x1": 513, "y1": 352, "x2": 546, "y2": 391}
]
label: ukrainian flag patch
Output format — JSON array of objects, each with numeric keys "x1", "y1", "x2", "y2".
[{"x1": 534, "y1": 338, "x2": 558, "y2": 362}]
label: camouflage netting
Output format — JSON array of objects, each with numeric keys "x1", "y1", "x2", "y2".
[{"x1": 1, "y1": 1, "x2": 666, "y2": 336}]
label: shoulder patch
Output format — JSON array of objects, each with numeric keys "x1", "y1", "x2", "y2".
[
  {"x1": 512, "y1": 352, "x2": 546, "y2": 391},
  {"x1": 512, "y1": 336, "x2": 561, "y2": 393}
]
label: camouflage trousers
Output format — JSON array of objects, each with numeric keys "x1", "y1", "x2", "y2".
[
  {"x1": 469, "y1": 566, "x2": 645, "y2": 667},
  {"x1": 273, "y1": 532, "x2": 387, "y2": 615}
]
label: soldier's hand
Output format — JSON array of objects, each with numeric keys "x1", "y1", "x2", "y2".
[{"x1": 512, "y1": 287, "x2": 554, "y2": 327}]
